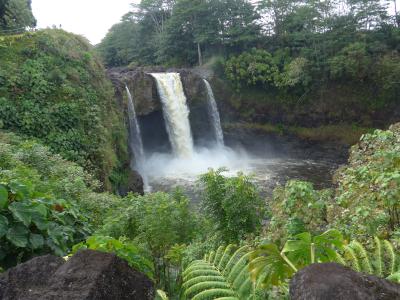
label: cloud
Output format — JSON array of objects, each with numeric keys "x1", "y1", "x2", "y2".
[{"x1": 31, "y1": 0, "x2": 138, "y2": 44}]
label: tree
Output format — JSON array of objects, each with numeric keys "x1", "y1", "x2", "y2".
[
  {"x1": 0, "y1": 0, "x2": 36, "y2": 32},
  {"x1": 97, "y1": 21, "x2": 141, "y2": 67}
]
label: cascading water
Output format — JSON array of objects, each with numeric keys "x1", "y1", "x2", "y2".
[
  {"x1": 150, "y1": 73, "x2": 194, "y2": 158},
  {"x1": 203, "y1": 79, "x2": 224, "y2": 147},
  {"x1": 125, "y1": 86, "x2": 149, "y2": 189}
]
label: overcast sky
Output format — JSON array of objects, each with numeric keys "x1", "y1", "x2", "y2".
[
  {"x1": 32, "y1": 0, "x2": 139, "y2": 44},
  {"x1": 32, "y1": 0, "x2": 399, "y2": 45}
]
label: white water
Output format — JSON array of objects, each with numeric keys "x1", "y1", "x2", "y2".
[
  {"x1": 150, "y1": 73, "x2": 194, "y2": 158},
  {"x1": 125, "y1": 86, "x2": 149, "y2": 189},
  {"x1": 203, "y1": 79, "x2": 224, "y2": 146}
]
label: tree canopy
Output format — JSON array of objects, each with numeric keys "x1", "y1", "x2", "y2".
[{"x1": 0, "y1": 0, "x2": 36, "y2": 32}]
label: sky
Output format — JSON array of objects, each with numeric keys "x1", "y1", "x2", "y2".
[{"x1": 32, "y1": 0, "x2": 139, "y2": 45}]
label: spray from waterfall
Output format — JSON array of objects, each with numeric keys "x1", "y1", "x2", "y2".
[
  {"x1": 150, "y1": 73, "x2": 194, "y2": 158},
  {"x1": 125, "y1": 85, "x2": 149, "y2": 189},
  {"x1": 203, "y1": 79, "x2": 224, "y2": 146}
]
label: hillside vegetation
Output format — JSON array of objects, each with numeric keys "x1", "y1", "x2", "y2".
[{"x1": 0, "y1": 30, "x2": 129, "y2": 190}]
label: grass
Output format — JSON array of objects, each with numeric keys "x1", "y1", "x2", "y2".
[{"x1": 224, "y1": 122, "x2": 374, "y2": 145}]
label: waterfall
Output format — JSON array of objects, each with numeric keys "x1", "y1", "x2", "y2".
[
  {"x1": 125, "y1": 86, "x2": 148, "y2": 188},
  {"x1": 203, "y1": 79, "x2": 224, "y2": 146},
  {"x1": 150, "y1": 73, "x2": 194, "y2": 158}
]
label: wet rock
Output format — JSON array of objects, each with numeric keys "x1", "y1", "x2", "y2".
[
  {"x1": 119, "y1": 169, "x2": 144, "y2": 196},
  {"x1": 290, "y1": 263, "x2": 400, "y2": 300},
  {"x1": 0, "y1": 250, "x2": 154, "y2": 300}
]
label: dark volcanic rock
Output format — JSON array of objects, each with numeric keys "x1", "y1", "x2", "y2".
[
  {"x1": 290, "y1": 263, "x2": 400, "y2": 300},
  {"x1": 0, "y1": 255, "x2": 65, "y2": 300},
  {"x1": 0, "y1": 250, "x2": 154, "y2": 300},
  {"x1": 119, "y1": 169, "x2": 144, "y2": 196}
]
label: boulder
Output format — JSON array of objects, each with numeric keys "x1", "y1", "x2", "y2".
[
  {"x1": 290, "y1": 263, "x2": 400, "y2": 300},
  {"x1": 0, "y1": 250, "x2": 154, "y2": 300},
  {"x1": 118, "y1": 169, "x2": 144, "y2": 196}
]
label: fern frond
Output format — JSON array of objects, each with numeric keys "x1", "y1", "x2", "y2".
[
  {"x1": 217, "y1": 244, "x2": 236, "y2": 270},
  {"x1": 383, "y1": 240, "x2": 397, "y2": 275},
  {"x1": 343, "y1": 245, "x2": 361, "y2": 272},
  {"x1": 208, "y1": 250, "x2": 216, "y2": 263},
  {"x1": 349, "y1": 240, "x2": 373, "y2": 274},
  {"x1": 374, "y1": 236, "x2": 383, "y2": 277},
  {"x1": 183, "y1": 269, "x2": 221, "y2": 281},
  {"x1": 213, "y1": 246, "x2": 225, "y2": 266},
  {"x1": 387, "y1": 272, "x2": 400, "y2": 283},
  {"x1": 333, "y1": 251, "x2": 346, "y2": 265},
  {"x1": 223, "y1": 245, "x2": 250, "y2": 276},
  {"x1": 237, "y1": 276, "x2": 252, "y2": 297},
  {"x1": 184, "y1": 281, "x2": 231, "y2": 298},
  {"x1": 191, "y1": 288, "x2": 236, "y2": 300},
  {"x1": 182, "y1": 245, "x2": 253, "y2": 300},
  {"x1": 182, "y1": 275, "x2": 226, "y2": 290},
  {"x1": 183, "y1": 261, "x2": 212, "y2": 277}
]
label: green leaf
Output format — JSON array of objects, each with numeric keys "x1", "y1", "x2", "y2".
[
  {"x1": 0, "y1": 185, "x2": 8, "y2": 209},
  {"x1": 29, "y1": 233, "x2": 44, "y2": 249},
  {"x1": 6, "y1": 223, "x2": 29, "y2": 247},
  {"x1": 0, "y1": 215, "x2": 8, "y2": 238},
  {"x1": 9, "y1": 202, "x2": 32, "y2": 226},
  {"x1": 31, "y1": 212, "x2": 48, "y2": 230},
  {"x1": 9, "y1": 182, "x2": 29, "y2": 200}
]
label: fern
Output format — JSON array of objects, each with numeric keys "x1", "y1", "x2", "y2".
[
  {"x1": 374, "y1": 236, "x2": 383, "y2": 277},
  {"x1": 383, "y1": 240, "x2": 397, "y2": 275},
  {"x1": 182, "y1": 244, "x2": 254, "y2": 300},
  {"x1": 340, "y1": 237, "x2": 400, "y2": 281}
]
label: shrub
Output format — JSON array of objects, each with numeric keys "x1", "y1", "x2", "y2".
[
  {"x1": 199, "y1": 169, "x2": 265, "y2": 243},
  {"x1": 328, "y1": 123, "x2": 400, "y2": 239},
  {"x1": 72, "y1": 235, "x2": 154, "y2": 279},
  {"x1": 0, "y1": 180, "x2": 91, "y2": 269},
  {"x1": 267, "y1": 180, "x2": 330, "y2": 243}
]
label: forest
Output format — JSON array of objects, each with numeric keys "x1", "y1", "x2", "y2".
[{"x1": 0, "y1": 0, "x2": 400, "y2": 299}]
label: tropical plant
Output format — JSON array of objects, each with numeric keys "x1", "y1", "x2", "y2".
[
  {"x1": 71, "y1": 235, "x2": 154, "y2": 279},
  {"x1": 250, "y1": 230, "x2": 400, "y2": 293},
  {"x1": 199, "y1": 168, "x2": 264, "y2": 243},
  {"x1": 182, "y1": 244, "x2": 255, "y2": 300},
  {"x1": 0, "y1": 180, "x2": 91, "y2": 269},
  {"x1": 267, "y1": 180, "x2": 330, "y2": 243},
  {"x1": 249, "y1": 229, "x2": 344, "y2": 292}
]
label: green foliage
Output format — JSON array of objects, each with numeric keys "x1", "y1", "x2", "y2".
[
  {"x1": 100, "y1": 190, "x2": 198, "y2": 292},
  {"x1": 72, "y1": 235, "x2": 154, "y2": 279},
  {"x1": 0, "y1": 180, "x2": 91, "y2": 269},
  {"x1": 267, "y1": 180, "x2": 330, "y2": 243},
  {"x1": 0, "y1": 29, "x2": 128, "y2": 190},
  {"x1": 250, "y1": 229, "x2": 344, "y2": 291},
  {"x1": 199, "y1": 168, "x2": 264, "y2": 243},
  {"x1": 250, "y1": 230, "x2": 400, "y2": 292},
  {"x1": 182, "y1": 244, "x2": 254, "y2": 300},
  {"x1": 329, "y1": 42, "x2": 372, "y2": 81},
  {"x1": 0, "y1": 0, "x2": 36, "y2": 31},
  {"x1": 328, "y1": 124, "x2": 400, "y2": 239},
  {"x1": 225, "y1": 49, "x2": 279, "y2": 90}
]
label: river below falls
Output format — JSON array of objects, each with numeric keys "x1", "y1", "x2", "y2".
[{"x1": 142, "y1": 129, "x2": 348, "y2": 201}]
